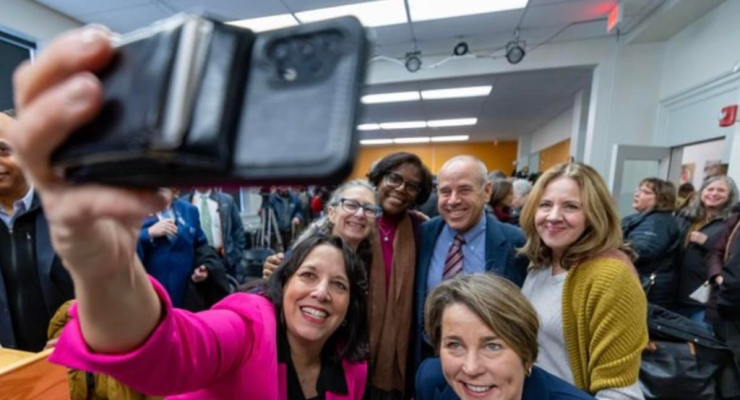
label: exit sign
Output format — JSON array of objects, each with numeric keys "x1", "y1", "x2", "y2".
[{"x1": 608, "y1": 4, "x2": 622, "y2": 32}]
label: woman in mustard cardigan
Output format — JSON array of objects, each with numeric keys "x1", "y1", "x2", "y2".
[{"x1": 518, "y1": 162, "x2": 648, "y2": 399}]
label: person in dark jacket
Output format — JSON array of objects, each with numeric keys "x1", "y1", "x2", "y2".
[
  {"x1": 708, "y1": 203, "x2": 740, "y2": 351},
  {"x1": 180, "y1": 188, "x2": 246, "y2": 278},
  {"x1": 267, "y1": 186, "x2": 304, "y2": 251},
  {"x1": 621, "y1": 178, "x2": 681, "y2": 309},
  {"x1": 0, "y1": 110, "x2": 74, "y2": 352},
  {"x1": 675, "y1": 175, "x2": 738, "y2": 324},
  {"x1": 138, "y1": 189, "x2": 229, "y2": 309},
  {"x1": 416, "y1": 274, "x2": 594, "y2": 400}
]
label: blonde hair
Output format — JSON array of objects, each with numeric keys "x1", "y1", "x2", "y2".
[
  {"x1": 424, "y1": 274, "x2": 539, "y2": 369},
  {"x1": 518, "y1": 162, "x2": 631, "y2": 270}
]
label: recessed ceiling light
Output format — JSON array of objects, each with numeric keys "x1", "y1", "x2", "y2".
[
  {"x1": 227, "y1": 14, "x2": 299, "y2": 32},
  {"x1": 394, "y1": 137, "x2": 431, "y2": 144},
  {"x1": 431, "y1": 135, "x2": 470, "y2": 142},
  {"x1": 380, "y1": 121, "x2": 427, "y2": 130},
  {"x1": 360, "y1": 139, "x2": 394, "y2": 145},
  {"x1": 408, "y1": 0, "x2": 528, "y2": 22},
  {"x1": 427, "y1": 118, "x2": 477, "y2": 128},
  {"x1": 362, "y1": 91, "x2": 420, "y2": 104},
  {"x1": 421, "y1": 86, "x2": 492, "y2": 100},
  {"x1": 295, "y1": 0, "x2": 408, "y2": 27},
  {"x1": 358, "y1": 123, "x2": 381, "y2": 131}
]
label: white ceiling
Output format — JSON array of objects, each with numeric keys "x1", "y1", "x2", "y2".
[
  {"x1": 32, "y1": 0, "x2": 665, "y2": 143},
  {"x1": 359, "y1": 66, "x2": 593, "y2": 142},
  {"x1": 34, "y1": 0, "x2": 664, "y2": 57}
]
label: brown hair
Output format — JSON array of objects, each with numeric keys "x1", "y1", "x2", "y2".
[
  {"x1": 639, "y1": 178, "x2": 676, "y2": 212},
  {"x1": 489, "y1": 179, "x2": 513, "y2": 209},
  {"x1": 424, "y1": 274, "x2": 539, "y2": 369},
  {"x1": 518, "y1": 162, "x2": 632, "y2": 270}
]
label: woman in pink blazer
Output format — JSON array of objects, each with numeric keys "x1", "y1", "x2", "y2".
[
  {"x1": 51, "y1": 234, "x2": 368, "y2": 399},
  {"x1": 3, "y1": 26, "x2": 370, "y2": 400}
]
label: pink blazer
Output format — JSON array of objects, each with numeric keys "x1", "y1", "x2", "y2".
[{"x1": 50, "y1": 279, "x2": 367, "y2": 399}]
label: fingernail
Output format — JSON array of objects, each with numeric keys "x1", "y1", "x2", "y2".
[
  {"x1": 67, "y1": 74, "x2": 96, "y2": 104},
  {"x1": 80, "y1": 26, "x2": 110, "y2": 46}
]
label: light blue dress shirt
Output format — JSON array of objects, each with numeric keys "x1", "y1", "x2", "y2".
[
  {"x1": 427, "y1": 213, "x2": 487, "y2": 293},
  {"x1": 0, "y1": 187, "x2": 34, "y2": 229}
]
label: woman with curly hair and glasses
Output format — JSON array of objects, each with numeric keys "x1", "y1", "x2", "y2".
[{"x1": 263, "y1": 180, "x2": 380, "y2": 279}]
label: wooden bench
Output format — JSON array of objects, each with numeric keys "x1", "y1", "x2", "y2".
[{"x1": 0, "y1": 348, "x2": 70, "y2": 400}]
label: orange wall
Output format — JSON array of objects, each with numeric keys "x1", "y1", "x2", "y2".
[
  {"x1": 539, "y1": 139, "x2": 571, "y2": 173},
  {"x1": 350, "y1": 141, "x2": 518, "y2": 179}
]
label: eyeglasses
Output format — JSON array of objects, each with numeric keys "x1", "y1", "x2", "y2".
[
  {"x1": 384, "y1": 172, "x2": 421, "y2": 195},
  {"x1": 337, "y1": 198, "x2": 382, "y2": 218}
]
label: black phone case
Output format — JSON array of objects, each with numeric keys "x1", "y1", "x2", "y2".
[{"x1": 51, "y1": 16, "x2": 367, "y2": 187}]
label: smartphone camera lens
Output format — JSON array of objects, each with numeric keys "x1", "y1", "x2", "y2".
[
  {"x1": 301, "y1": 43, "x2": 315, "y2": 56},
  {"x1": 271, "y1": 42, "x2": 290, "y2": 61}
]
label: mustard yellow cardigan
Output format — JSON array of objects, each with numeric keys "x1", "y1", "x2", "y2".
[{"x1": 562, "y1": 251, "x2": 648, "y2": 394}]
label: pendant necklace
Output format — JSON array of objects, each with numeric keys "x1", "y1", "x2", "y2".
[{"x1": 378, "y1": 223, "x2": 392, "y2": 242}]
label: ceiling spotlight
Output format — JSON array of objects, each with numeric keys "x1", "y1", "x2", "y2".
[
  {"x1": 506, "y1": 29, "x2": 526, "y2": 64},
  {"x1": 505, "y1": 40, "x2": 526, "y2": 64},
  {"x1": 405, "y1": 51, "x2": 422, "y2": 73},
  {"x1": 453, "y1": 41, "x2": 469, "y2": 56}
]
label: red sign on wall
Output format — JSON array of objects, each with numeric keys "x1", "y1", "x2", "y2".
[
  {"x1": 720, "y1": 105, "x2": 738, "y2": 127},
  {"x1": 607, "y1": 4, "x2": 622, "y2": 32}
]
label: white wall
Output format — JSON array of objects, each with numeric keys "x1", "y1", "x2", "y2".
[
  {"x1": 0, "y1": 0, "x2": 80, "y2": 44},
  {"x1": 660, "y1": 0, "x2": 740, "y2": 99},
  {"x1": 681, "y1": 139, "x2": 726, "y2": 189},
  {"x1": 610, "y1": 42, "x2": 664, "y2": 147},
  {"x1": 653, "y1": 0, "x2": 740, "y2": 185},
  {"x1": 530, "y1": 106, "x2": 573, "y2": 154}
]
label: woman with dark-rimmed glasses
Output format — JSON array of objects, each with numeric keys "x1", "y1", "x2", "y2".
[
  {"x1": 263, "y1": 180, "x2": 380, "y2": 279},
  {"x1": 366, "y1": 152, "x2": 433, "y2": 400}
]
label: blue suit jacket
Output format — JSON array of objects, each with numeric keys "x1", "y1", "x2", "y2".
[
  {"x1": 138, "y1": 200, "x2": 209, "y2": 308},
  {"x1": 416, "y1": 358, "x2": 595, "y2": 400},
  {"x1": 412, "y1": 215, "x2": 528, "y2": 376}
]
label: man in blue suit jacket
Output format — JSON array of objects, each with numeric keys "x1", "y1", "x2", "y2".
[
  {"x1": 413, "y1": 156, "x2": 529, "y2": 375},
  {"x1": 138, "y1": 189, "x2": 228, "y2": 309}
]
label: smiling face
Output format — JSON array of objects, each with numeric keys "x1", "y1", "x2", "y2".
[
  {"x1": 438, "y1": 160, "x2": 492, "y2": 233},
  {"x1": 328, "y1": 186, "x2": 377, "y2": 249},
  {"x1": 282, "y1": 244, "x2": 350, "y2": 348},
  {"x1": 701, "y1": 179, "x2": 730, "y2": 211},
  {"x1": 377, "y1": 162, "x2": 422, "y2": 216},
  {"x1": 440, "y1": 303, "x2": 527, "y2": 400},
  {"x1": 534, "y1": 177, "x2": 587, "y2": 260},
  {"x1": 632, "y1": 183, "x2": 656, "y2": 213},
  {"x1": 0, "y1": 114, "x2": 29, "y2": 198}
]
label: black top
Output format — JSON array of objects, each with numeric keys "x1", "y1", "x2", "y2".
[
  {"x1": 622, "y1": 210, "x2": 681, "y2": 308},
  {"x1": 0, "y1": 206, "x2": 51, "y2": 352},
  {"x1": 676, "y1": 215, "x2": 727, "y2": 307},
  {"x1": 277, "y1": 325, "x2": 348, "y2": 400}
]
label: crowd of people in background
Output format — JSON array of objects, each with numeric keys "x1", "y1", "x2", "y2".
[{"x1": 2, "y1": 27, "x2": 740, "y2": 400}]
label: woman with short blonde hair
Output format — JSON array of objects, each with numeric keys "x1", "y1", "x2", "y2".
[
  {"x1": 415, "y1": 274, "x2": 594, "y2": 400},
  {"x1": 518, "y1": 162, "x2": 647, "y2": 399}
]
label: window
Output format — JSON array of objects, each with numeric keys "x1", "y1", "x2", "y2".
[{"x1": 0, "y1": 29, "x2": 35, "y2": 111}]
